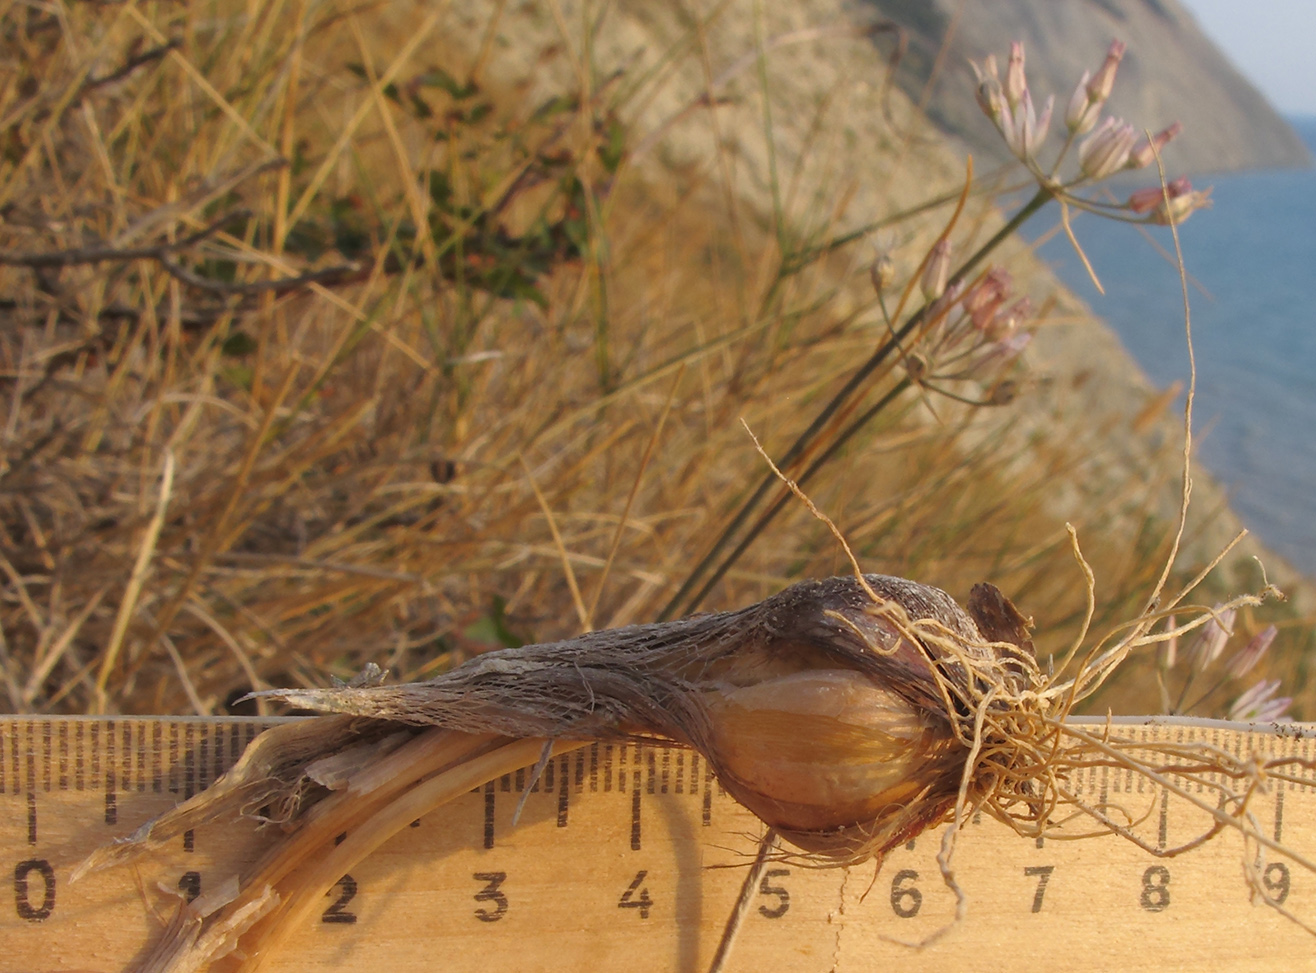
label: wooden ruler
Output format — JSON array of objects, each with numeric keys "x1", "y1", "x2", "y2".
[{"x1": 1, "y1": 716, "x2": 1313, "y2": 972}]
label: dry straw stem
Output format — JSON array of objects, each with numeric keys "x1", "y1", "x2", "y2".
[
  {"x1": 5, "y1": 0, "x2": 1284, "y2": 725},
  {"x1": 79, "y1": 570, "x2": 1316, "y2": 968},
  {"x1": 82, "y1": 107, "x2": 1316, "y2": 968},
  {"x1": 11, "y1": 3, "x2": 1312, "y2": 959}
]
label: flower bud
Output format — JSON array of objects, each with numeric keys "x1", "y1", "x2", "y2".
[
  {"x1": 1078, "y1": 117, "x2": 1136, "y2": 179},
  {"x1": 870, "y1": 253, "x2": 896, "y2": 294},
  {"x1": 1227, "y1": 624, "x2": 1277, "y2": 679},
  {"x1": 1158, "y1": 614, "x2": 1178, "y2": 670},
  {"x1": 965, "y1": 268, "x2": 1012, "y2": 330},
  {"x1": 989, "y1": 297, "x2": 1033, "y2": 339},
  {"x1": 1085, "y1": 40, "x2": 1126, "y2": 103},
  {"x1": 971, "y1": 56, "x2": 1003, "y2": 122},
  {"x1": 1005, "y1": 42, "x2": 1027, "y2": 108},
  {"x1": 1127, "y1": 179, "x2": 1181, "y2": 214},
  {"x1": 903, "y1": 351, "x2": 929, "y2": 384},
  {"x1": 1188, "y1": 606, "x2": 1235, "y2": 672},
  {"x1": 920, "y1": 239, "x2": 952, "y2": 302},
  {"x1": 1065, "y1": 70, "x2": 1101, "y2": 135},
  {"x1": 1127, "y1": 122, "x2": 1183, "y2": 169}
]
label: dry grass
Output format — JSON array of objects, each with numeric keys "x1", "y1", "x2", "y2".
[{"x1": 0, "y1": 0, "x2": 1308, "y2": 720}]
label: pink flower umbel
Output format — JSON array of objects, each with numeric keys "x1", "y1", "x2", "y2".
[{"x1": 972, "y1": 38, "x2": 1205, "y2": 229}]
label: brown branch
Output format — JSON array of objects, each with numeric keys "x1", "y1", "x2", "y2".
[
  {"x1": 0, "y1": 212, "x2": 247, "y2": 269},
  {"x1": 157, "y1": 258, "x2": 362, "y2": 296},
  {"x1": 82, "y1": 40, "x2": 181, "y2": 93}
]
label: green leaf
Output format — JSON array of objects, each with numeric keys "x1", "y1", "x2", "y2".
[
  {"x1": 221, "y1": 331, "x2": 259, "y2": 357},
  {"x1": 415, "y1": 66, "x2": 479, "y2": 100}
]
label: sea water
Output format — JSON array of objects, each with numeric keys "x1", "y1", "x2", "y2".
[{"x1": 1030, "y1": 116, "x2": 1316, "y2": 577}]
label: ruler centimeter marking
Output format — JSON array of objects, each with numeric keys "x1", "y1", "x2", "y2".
[{"x1": 1, "y1": 716, "x2": 1314, "y2": 972}]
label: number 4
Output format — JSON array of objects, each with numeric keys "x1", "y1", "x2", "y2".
[
  {"x1": 1024, "y1": 865, "x2": 1054, "y2": 913},
  {"x1": 619, "y1": 870, "x2": 653, "y2": 919}
]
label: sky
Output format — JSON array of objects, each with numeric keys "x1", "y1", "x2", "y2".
[{"x1": 1178, "y1": 0, "x2": 1316, "y2": 116}]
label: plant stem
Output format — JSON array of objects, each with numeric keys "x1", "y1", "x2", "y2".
[{"x1": 659, "y1": 185, "x2": 1054, "y2": 620}]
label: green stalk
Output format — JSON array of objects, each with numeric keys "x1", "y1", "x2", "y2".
[{"x1": 659, "y1": 186, "x2": 1054, "y2": 620}]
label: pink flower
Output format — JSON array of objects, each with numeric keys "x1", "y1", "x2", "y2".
[
  {"x1": 1159, "y1": 614, "x2": 1179, "y2": 670},
  {"x1": 921, "y1": 239, "x2": 952, "y2": 301},
  {"x1": 1002, "y1": 90, "x2": 1054, "y2": 161},
  {"x1": 1085, "y1": 40, "x2": 1126, "y2": 103},
  {"x1": 1065, "y1": 70, "x2": 1101, "y2": 135},
  {"x1": 1188, "y1": 606, "x2": 1235, "y2": 672},
  {"x1": 1005, "y1": 42, "x2": 1027, "y2": 108},
  {"x1": 965, "y1": 331, "x2": 1032, "y2": 377},
  {"x1": 987, "y1": 297, "x2": 1033, "y2": 340},
  {"x1": 1227, "y1": 624, "x2": 1277, "y2": 679},
  {"x1": 1127, "y1": 177, "x2": 1213, "y2": 224},
  {"x1": 1078, "y1": 117, "x2": 1137, "y2": 179},
  {"x1": 1228, "y1": 678, "x2": 1292, "y2": 723},
  {"x1": 964, "y1": 268, "x2": 1012, "y2": 329},
  {"x1": 1127, "y1": 122, "x2": 1184, "y2": 169},
  {"x1": 1127, "y1": 177, "x2": 1188, "y2": 213}
]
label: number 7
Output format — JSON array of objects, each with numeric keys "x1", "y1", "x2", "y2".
[{"x1": 1024, "y1": 865, "x2": 1054, "y2": 913}]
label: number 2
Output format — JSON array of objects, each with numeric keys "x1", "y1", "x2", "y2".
[{"x1": 321, "y1": 875, "x2": 358, "y2": 924}]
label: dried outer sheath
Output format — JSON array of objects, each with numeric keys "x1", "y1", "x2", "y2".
[{"x1": 258, "y1": 574, "x2": 1035, "y2": 858}]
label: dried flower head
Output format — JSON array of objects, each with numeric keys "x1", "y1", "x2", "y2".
[
  {"x1": 1127, "y1": 177, "x2": 1214, "y2": 224},
  {"x1": 869, "y1": 251, "x2": 896, "y2": 293},
  {"x1": 971, "y1": 54, "x2": 1004, "y2": 123}
]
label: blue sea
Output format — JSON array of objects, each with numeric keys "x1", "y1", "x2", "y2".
[{"x1": 1029, "y1": 116, "x2": 1316, "y2": 577}]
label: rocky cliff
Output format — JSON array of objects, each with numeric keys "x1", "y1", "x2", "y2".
[{"x1": 861, "y1": 0, "x2": 1313, "y2": 174}]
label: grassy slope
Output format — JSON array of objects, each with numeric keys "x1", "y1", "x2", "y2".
[{"x1": 0, "y1": 0, "x2": 1308, "y2": 719}]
